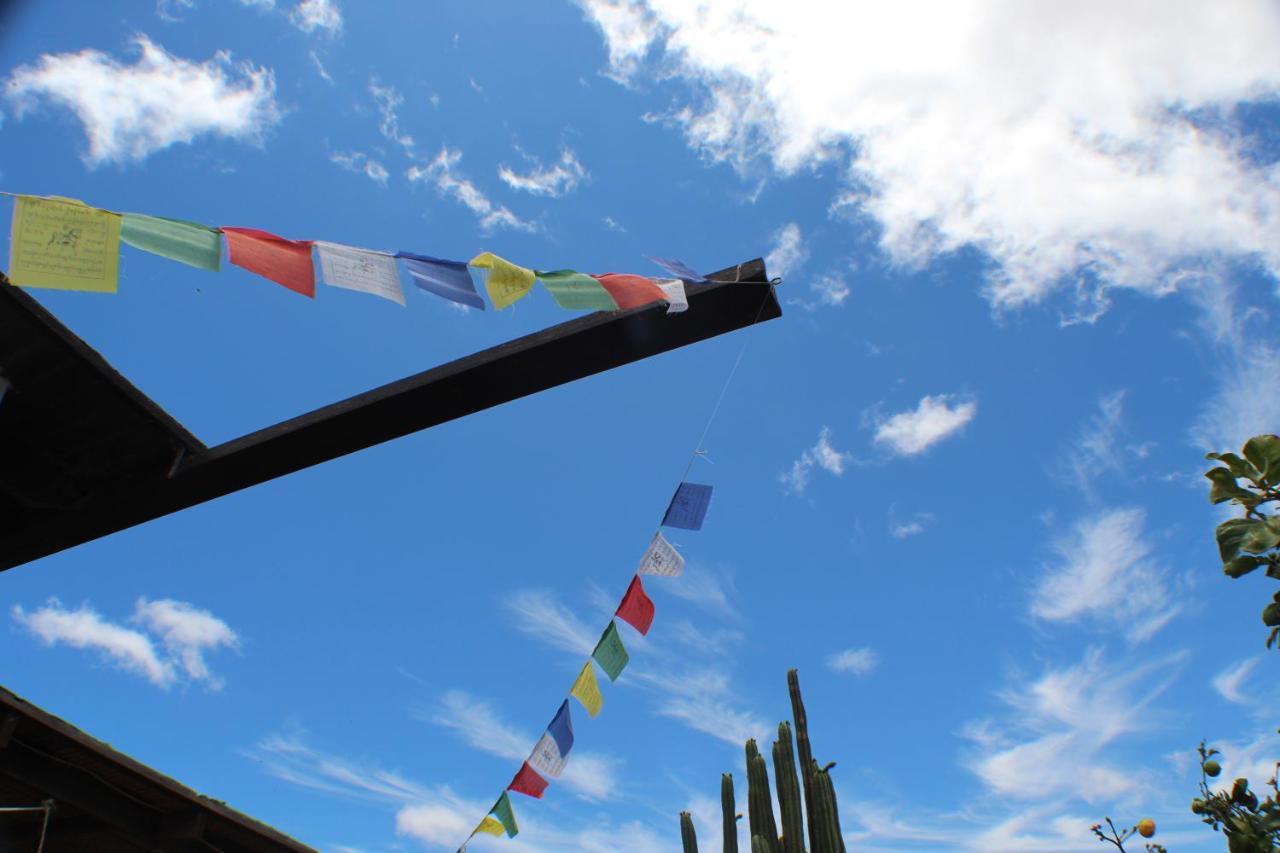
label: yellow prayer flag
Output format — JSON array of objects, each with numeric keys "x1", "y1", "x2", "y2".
[
  {"x1": 469, "y1": 251, "x2": 534, "y2": 310},
  {"x1": 475, "y1": 816, "x2": 505, "y2": 837},
  {"x1": 9, "y1": 196, "x2": 121, "y2": 293},
  {"x1": 570, "y1": 660, "x2": 603, "y2": 718}
]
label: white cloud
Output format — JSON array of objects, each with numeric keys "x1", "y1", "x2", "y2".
[
  {"x1": 290, "y1": 0, "x2": 342, "y2": 36},
  {"x1": 889, "y1": 511, "x2": 933, "y2": 539},
  {"x1": 12, "y1": 599, "x2": 175, "y2": 687},
  {"x1": 1191, "y1": 343, "x2": 1280, "y2": 454},
  {"x1": 368, "y1": 78, "x2": 414, "y2": 153},
  {"x1": 498, "y1": 148, "x2": 588, "y2": 198},
  {"x1": 1030, "y1": 507, "x2": 1178, "y2": 643},
  {"x1": 577, "y1": 0, "x2": 1280, "y2": 319},
  {"x1": 661, "y1": 565, "x2": 736, "y2": 616},
  {"x1": 1059, "y1": 390, "x2": 1127, "y2": 497},
  {"x1": 872, "y1": 394, "x2": 976, "y2": 457},
  {"x1": 407, "y1": 147, "x2": 536, "y2": 232},
  {"x1": 11, "y1": 597, "x2": 238, "y2": 689},
  {"x1": 826, "y1": 647, "x2": 880, "y2": 676},
  {"x1": 764, "y1": 222, "x2": 806, "y2": 279},
  {"x1": 602, "y1": 215, "x2": 626, "y2": 232},
  {"x1": 780, "y1": 425, "x2": 852, "y2": 495},
  {"x1": 308, "y1": 50, "x2": 333, "y2": 83},
  {"x1": 967, "y1": 648, "x2": 1184, "y2": 804},
  {"x1": 1212, "y1": 656, "x2": 1261, "y2": 704},
  {"x1": 504, "y1": 589, "x2": 596, "y2": 656},
  {"x1": 330, "y1": 150, "x2": 389, "y2": 185},
  {"x1": 429, "y1": 691, "x2": 621, "y2": 802},
  {"x1": 133, "y1": 598, "x2": 239, "y2": 689},
  {"x1": 808, "y1": 274, "x2": 849, "y2": 307},
  {"x1": 4, "y1": 36, "x2": 280, "y2": 166}
]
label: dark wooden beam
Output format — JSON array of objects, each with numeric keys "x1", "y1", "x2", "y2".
[{"x1": 2, "y1": 259, "x2": 779, "y2": 571}]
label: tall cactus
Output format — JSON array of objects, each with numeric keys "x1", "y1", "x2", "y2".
[
  {"x1": 681, "y1": 810, "x2": 699, "y2": 853},
  {"x1": 680, "y1": 669, "x2": 845, "y2": 853},
  {"x1": 787, "y1": 669, "x2": 819, "y2": 851},
  {"x1": 722, "y1": 773, "x2": 739, "y2": 853},
  {"x1": 745, "y1": 739, "x2": 780, "y2": 853},
  {"x1": 772, "y1": 722, "x2": 805, "y2": 853}
]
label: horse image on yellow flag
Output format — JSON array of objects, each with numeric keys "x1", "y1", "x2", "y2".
[{"x1": 9, "y1": 196, "x2": 121, "y2": 293}]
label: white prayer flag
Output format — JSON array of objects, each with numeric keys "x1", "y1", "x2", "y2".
[
  {"x1": 315, "y1": 241, "x2": 405, "y2": 306},
  {"x1": 656, "y1": 278, "x2": 688, "y2": 313},
  {"x1": 638, "y1": 531, "x2": 684, "y2": 577},
  {"x1": 527, "y1": 732, "x2": 568, "y2": 778}
]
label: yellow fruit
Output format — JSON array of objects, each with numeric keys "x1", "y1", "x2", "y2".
[
  {"x1": 1204, "y1": 759, "x2": 1222, "y2": 777},
  {"x1": 1137, "y1": 818, "x2": 1156, "y2": 838}
]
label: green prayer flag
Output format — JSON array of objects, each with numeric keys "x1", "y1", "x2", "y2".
[
  {"x1": 536, "y1": 269, "x2": 618, "y2": 311},
  {"x1": 491, "y1": 791, "x2": 519, "y2": 838},
  {"x1": 592, "y1": 621, "x2": 629, "y2": 681},
  {"x1": 121, "y1": 213, "x2": 221, "y2": 271}
]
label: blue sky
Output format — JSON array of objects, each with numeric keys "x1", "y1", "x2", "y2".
[{"x1": 2, "y1": 1, "x2": 1280, "y2": 851}]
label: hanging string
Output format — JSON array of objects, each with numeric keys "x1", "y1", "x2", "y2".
[{"x1": 456, "y1": 277, "x2": 778, "y2": 851}]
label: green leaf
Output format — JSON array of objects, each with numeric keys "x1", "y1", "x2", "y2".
[
  {"x1": 1242, "y1": 435, "x2": 1280, "y2": 484},
  {"x1": 1218, "y1": 518, "x2": 1259, "y2": 561},
  {"x1": 1264, "y1": 603, "x2": 1280, "y2": 627},
  {"x1": 1242, "y1": 521, "x2": 1280, "y2": 554},
  {"x1": 1226, "y1": 555, "x2": 1264, "y2": 578},
  {"x1": 1207, "y1": 467, "x2": 1257, "y2": 504},
  {"x1": 1207, "y1": 452, "x2": 1264, "y2": 481}
]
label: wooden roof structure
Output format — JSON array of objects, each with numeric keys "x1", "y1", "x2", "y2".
[
  {"x1": 0, "y1": 260, "x2": 780, "y2": 572},
  {"x1": 0, "y1": 685, "x2": 316, "y2": 852}
]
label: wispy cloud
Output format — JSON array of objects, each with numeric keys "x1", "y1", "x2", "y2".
[
  {"x1": 889, "y1": 511, "x2": 934, "y2": 539},
  {"x1": 827, "y1": 647, "x2": 880, "y2": 676},
  {"x1": 308, "y1": 50, "x2": 333, "y2": 83},
  {"x1": 966, "y1": 648, "x2": 1185, "y2": 805},
  {"x1": 1030, "y1": 507, "x2": 1178, "y2": 643},
  {"x1": 602, "y1": 216, "x2": 626, "y2": 232},
  {"x1": 1212, "y1": 656, "x2": 1261, "y2": 704},
  {"x1": 1058, "y1": 390, "x2": 1127, "y2": 497},
  {"x1": 428, "y1": 690, "x2": 621, "y2": 802},
  {"x1": 408, "y1": 147, "x2": 535, "y2": 232},
  {"x1": 872, "y1": 394, "x2": 976, "y2": 457},
  {"x1": 368, "y1": 78, "x2": 414, "y2": 154},
  {"x1": 764, "y1": 222, "x2": 806, "y2": 279},
  {"x1": 4, "y1": 36, "x2": 280, "y2": 165},
  {"x1": 504, "y1": 589, "x2": 596, "y2": 656},
  {"x1": 12, "y1": 597, "x2": 238, "y2": 689},
  {"x1": 290, "y1": 0, "x2": 342, "y2": 36},
  {"x1": 498, "y1": 148, "x2": 588, "y2": 198},
  {"x1": 780, "y1": 425, "x2": 852, "y2": 495},
  {"x1": 329, "y1": 150, "x2": 388, "y2": 185}
]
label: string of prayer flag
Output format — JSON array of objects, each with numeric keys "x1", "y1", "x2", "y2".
[
  {"x1": 646, "y1": 255, "x2": 708, "y2": 283},
  {"x1": 10, "y1": 196, "x2": 121, "y2": 293},
  {"x1": 569, "y1": 661, "x2": 603, "y2": 717},
  {"x1": 121, "y1": 213, "x2": 221, "y2": 272},
  {"x1": 490, "y1": 792, "x2": 519, "y2": 838},
  {"x1": 469, "y1": 251, "x2": 535, "y2": 310},
  {"x1": 638, "y1": 531, "x2": 684, "y2": 577},
  {"x1": 315, "y1": 241, "x2": 405, "y2": 306},
  {"x1": 592, "y1": 621, "x2": 629, "y2": 682},
  {"x1": 536, "y1": 269, "x2": 619, "y2": 311},
  {"x1": 396, "y1": 251, "x2": 486, "y2": 311},
  {"x1": 508, "y1": 762, "x2": 549, "y2": 799},
  {"x1": 662, "y1": 482, "x2": 713, "y2": 530},
  {"x1": 221, "y1": 227, "x2": 316, "y2": 297},
  {"x1": 615, "y1": 575, "x2": 655, "y2": 635},
  {"x1": 592, "y1": 272, "x2": 668, "y2": 310}
]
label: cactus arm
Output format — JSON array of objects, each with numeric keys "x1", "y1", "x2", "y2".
[
  {"x1": 787, "y1": 669, "x2": 820, "y2": 851},
  {"x1": 681, "y1": 810, "x2": 700, "y2": 853},
  {"x1": 772, "y1": 722, "x2": 806, "y2": 853}
]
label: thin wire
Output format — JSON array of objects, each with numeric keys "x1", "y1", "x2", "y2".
[{"x1": 453, "y1": 278, "x2": 777, "y2": 852}]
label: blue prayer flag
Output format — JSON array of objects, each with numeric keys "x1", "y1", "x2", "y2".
[
  {"x1": 662, "y1": 482, "x2": 713, "y2": 530},
  {"x1": 397, "y1": 251, "x2": 486, "y2": 310},
  {"x1": 547, "y1": 699, "x2": 574, "y2": 757},
  {"x1": 645, "y1": 255, "x2": 707, "y2": 283}
]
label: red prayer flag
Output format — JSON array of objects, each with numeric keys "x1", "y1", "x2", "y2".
[
  {"x1": 615, "y1": 575, "x2": 655, "y2": 635},
  {"x1": 222, "y1": 227, "x2": 316, "y2": 297},
  {"x1": 509, "y1": 762, "x2": 549, "y2": 799},
  {"x1": 592, "y1": 273, "x2": 667, "y2": 310}
]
